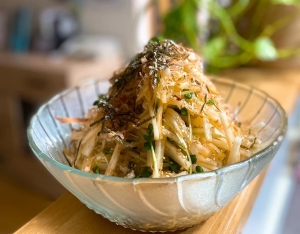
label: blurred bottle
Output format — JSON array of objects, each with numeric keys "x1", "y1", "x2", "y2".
[
  {"x1": 53, "y1": 10, "x2": 78, "y2": 49},
  {"x1": 34, "y1": 7, "x2": 79, "y2": 53},
  {"x1": 9, "y1": 6, "x2": 32, "y2": 53}
]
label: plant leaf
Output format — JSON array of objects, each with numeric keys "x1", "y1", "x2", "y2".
[
  {"x1": 162, "y1": 0, "x2": 199, "y2": 49},
  {"x1": 203, "y1": 36, "x2": 227, "y2": 62},
  {"x1": 270, "y1": 0, "x2": 300, "y2": 5},
  {"x1": 181, "y1": 0, "x2": 199, "y2": 49},
  {"x1": 254, "y1": 37, "x2": 277, "y2": 61}
]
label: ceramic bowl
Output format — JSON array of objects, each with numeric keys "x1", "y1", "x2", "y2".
[{"x1": 27, "y1": 77, "x2": 287, "y2": 232}]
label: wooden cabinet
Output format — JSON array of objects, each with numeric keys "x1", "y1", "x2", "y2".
[{"x1": 0, "y1": 52, "x2": 122, "y2": 198}]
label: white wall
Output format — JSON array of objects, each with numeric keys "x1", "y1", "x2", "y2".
[{"x1": 79, "y1": 0, "x2": 154, "y2": 60}]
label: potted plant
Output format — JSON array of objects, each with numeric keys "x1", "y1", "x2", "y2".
[{"x1": 157, "y1": 0, "x2": 300, "y2": 73}]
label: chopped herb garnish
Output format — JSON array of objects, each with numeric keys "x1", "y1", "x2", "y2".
[
  {"x1": 195, "y1": 165, "x2": 204, "y2": 173},
  {"x1": 136, "y1": 167, "x2": 152, "y2": 178},
  {"x1": 168, "y1": 158, "x2": 181, "y2": 173},
  {"x1": 174, "y1": 107, "x2": 188, "y2": 116},
  {"x1": 190, "y1": 154, "x2": 197, "y2": 164},
  {"x1": 184, "y1": 93, "x2": 193, "y2": 99},
  {"x1": 183, "y1": 89, "x2": 193, "y2": 99},
  {"x1": 144, "y1": 142, "x2": 152, "y2": 150},
  {"x1": 92, "y1": 166, "x2": 100, "y2": 174},
  {"x1": 207, "y1": 99, "x2": 215, "y2": 105},
  {"x1": 180, "y1": 107, "x2": 188, "y2": 116},
  {"x1": 103, "y1": 148, "x2": 114, "y2": 155},
  {"x1": 93, "y1": 94, "x2": 108, "y2": 106},
  {"x1": 143, "y1": 123, "x2": 154, "y2": 148},
  {"x1": 206, "y1": 99, "x2": 220, "y2": 111}
]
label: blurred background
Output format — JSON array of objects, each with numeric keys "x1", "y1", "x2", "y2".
[{"x1": 0, "y1": 0, "x2": 300, "y2": 233}]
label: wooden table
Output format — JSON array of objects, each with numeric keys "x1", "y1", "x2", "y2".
[{"x1": 16, "y1": 68, "x2": 300, "y2": 234}]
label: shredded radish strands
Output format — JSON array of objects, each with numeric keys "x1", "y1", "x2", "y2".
[{"x1": 62, "y1": 40, "x2": 261, "y2": 178}]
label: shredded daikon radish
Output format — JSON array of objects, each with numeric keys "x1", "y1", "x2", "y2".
[
  {"x1": 219, "y1": 112, "x2": 234, "y2": 149},
  {"x1": 227, "y1": 136, "x2": 242, "y2": 165},
  {"x1": 203, "y1": 117, "x2": 212, "y2": 142},
  {"x1": 105, "y1": 143, "x2": 123, "y2": 176},
  {"x1": 62, "y1": 39, "x2": 261, "y2": 178}
]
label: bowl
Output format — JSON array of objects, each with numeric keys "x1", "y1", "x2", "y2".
[{"x1": 27, "y1": 77, "x2": 287, "y2": 232}]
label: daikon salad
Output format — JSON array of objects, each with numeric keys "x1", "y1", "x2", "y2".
[{"x1": 60, "y1": 39, "x2": 261, "y2": 178}]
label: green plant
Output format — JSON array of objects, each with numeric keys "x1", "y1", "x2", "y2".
[{"x1": 159, "y1": 0, "x2": 300, "y2": 73}]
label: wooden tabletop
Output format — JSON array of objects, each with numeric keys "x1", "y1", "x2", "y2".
[{"x1": 16, "y1": 68, "x2": 300, "y2": 234}]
